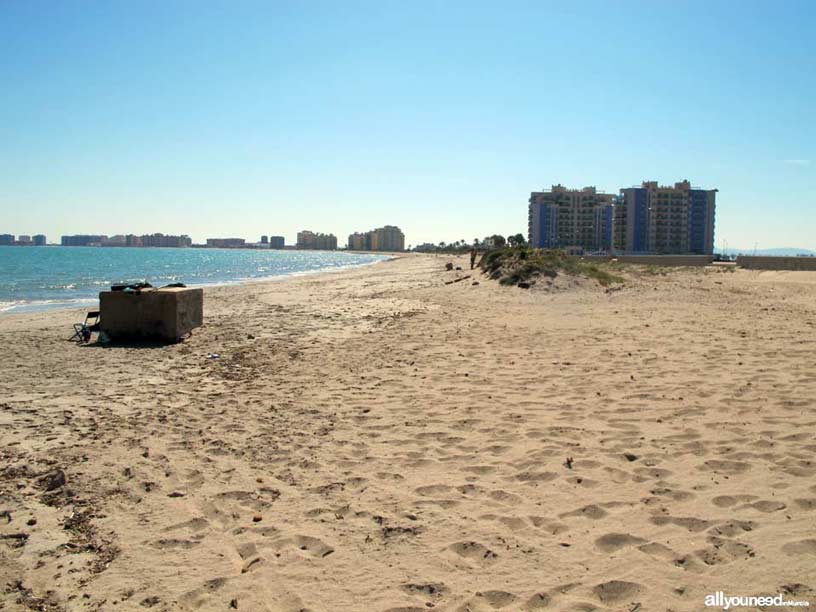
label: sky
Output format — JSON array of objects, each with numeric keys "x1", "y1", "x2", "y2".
[{"x1": 1, "y1": 1, "x2": 814, "y2": 249}]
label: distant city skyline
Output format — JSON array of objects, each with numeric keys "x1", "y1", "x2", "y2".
[{"x1": 1, "y1": 1, "x2": 814, "y2": 249}]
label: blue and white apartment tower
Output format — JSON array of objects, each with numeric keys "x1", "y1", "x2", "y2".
[
  {"x1": 615, "y1": 180, "x2": 716, "y2": 254},
  {"x1": 528, "y1": 185, "x2": 615, "y2": 252}
]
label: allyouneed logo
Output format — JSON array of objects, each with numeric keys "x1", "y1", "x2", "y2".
[{"x1": 705, "y1": 592, "x2": 810, "y2": 609}]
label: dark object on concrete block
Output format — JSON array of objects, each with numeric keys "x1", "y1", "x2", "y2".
[{"x1": 100, "y1": 287, "x2": 203, "y2": 342}]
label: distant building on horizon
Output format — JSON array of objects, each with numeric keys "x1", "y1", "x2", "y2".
[
  {"x1": 269, "y1": 236, "x2": 285, "y2": 249},
  {"x1": 528, "y1": 185, "x2": 614, "y2": 252},
  {"x1": 61, "y1": 233, "x2": 191, "y2": 247},
  {"x1": 528, "y1": 181, "x2": 717, "y2": 255},
  {"x1": 348, "y1": 232, "x2": 367, "y2": 251},
  {"x1": 141, "y1": 233, "x2": 192, "y2": 248},
  {"x1": 0, "y1": 234, "x2": 14, "y2": 246},
  {"x1": 33, "y1": 234, "x2": 47, "y2": 246},
  {"x1": 206, "y1": 237, "x2": 246, "y2": 248},
  {"x1": 347, "y1": 225, "x2": 405, "y2": 252},
  {"x1": 61, "y1": 234, "x2": 107, "y2": 247},
  {"x1": 260, "y1": 235, "x2": 268, "y2": 244},
  {"x1": 297, "y1": 230, "x2": 337, "y2": 250},
  {"x1": 615, "y1": 180, "x2": 716, "y2": 255},
  {"x1": 102, "y1": 235, "x2": 127, "y2": 247}
]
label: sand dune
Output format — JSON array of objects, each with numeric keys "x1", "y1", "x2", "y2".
[{"x1": 1, "y1": 255, "x2": 815, "y2": 611}]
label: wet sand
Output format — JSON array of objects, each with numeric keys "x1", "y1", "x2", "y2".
[{"x1": 1, "y1": 254, "x2": 815, "y2": 611}]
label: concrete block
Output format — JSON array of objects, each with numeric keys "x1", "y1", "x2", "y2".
[{"x1": 100, "y1": 287, "x2": 203, "y2": 341}]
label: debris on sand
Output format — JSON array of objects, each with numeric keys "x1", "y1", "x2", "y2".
[{"x1": 37, "y1": 469, "x2": 66, "y2": 491}]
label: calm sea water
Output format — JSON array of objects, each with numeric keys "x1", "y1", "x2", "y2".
[{"x1": 0, "y1": 246, "x2": 388, "y2": 314}]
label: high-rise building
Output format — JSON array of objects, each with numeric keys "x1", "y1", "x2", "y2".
[
  {"x1": 140, "y1": 233, "x2": 192, "y2": 247},
  {"x1": 371, "y1": 225, "x2": 405, "y2": 252},
  {"x1": 16, "y1": 235, "x2": 33, "y2": 245},
  {"x1": 269, "y1": 236, "x2": 285, "y2": 249},
  {"x1": 347, "y1": 232, "x2": 368, "y2": 251},
  {"x1": 0, "y1": 234, "x2": 14, "y2": 246},
  {"x1": 61, "y1": 235, "x2": 107, "y2": 246},
  {"x1": 296, "y1": 231, "x2": 337, "y2": 250},
  {"x1": 206, "y1": 238, "x2": 246, "y2": 248},
  {"x1": 528, "y1": 185, "x2": 615, "y2": 252},
  {"x1": 347, "y1": 226, "x2": 405, "y2": 252},
  {"x1": 615, "y1": 180, "x2": 716, "y2": 254},
  {"x1": 102, "y1": 235, "x2": 127, "y2": 247},
  {"x1": 33, "y1": 234, "x2": 47, "y2": 246},
  {"x1": 260, "y1": 235, "x2": 269, "y2": 244}
]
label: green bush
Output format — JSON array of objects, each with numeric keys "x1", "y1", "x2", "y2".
[{"x1": 478, "y1": 247, "x2": 623, "y2": 287}]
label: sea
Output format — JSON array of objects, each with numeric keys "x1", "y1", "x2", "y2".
[{"x1": 0, "y1": 246, "x2": 388, "y2": 314}]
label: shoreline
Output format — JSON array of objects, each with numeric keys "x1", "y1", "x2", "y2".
[{"x1": 0, "y1": 252, "x2": 397, "y2": 316}]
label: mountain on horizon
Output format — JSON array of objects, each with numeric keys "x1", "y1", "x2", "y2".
[{"x1": 719, "y1": 247, "x2": 816, "y2": 257}]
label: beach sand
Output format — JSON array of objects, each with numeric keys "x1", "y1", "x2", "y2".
[{"x1": 1, "y1": 254, "x2": 815, "y2": 611}]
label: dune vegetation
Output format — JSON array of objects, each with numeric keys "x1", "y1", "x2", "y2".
[{"x1": 478, "y1": 247, "x2": 624, "y2": 287}]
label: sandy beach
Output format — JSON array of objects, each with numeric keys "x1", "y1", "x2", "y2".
[{"x1": 1, "y1": 254, "x2": 815, "y2": 611}]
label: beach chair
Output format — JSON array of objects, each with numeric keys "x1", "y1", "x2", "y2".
[{"x1": 69, "y1": 311, "x2": 101, "y2": 343}]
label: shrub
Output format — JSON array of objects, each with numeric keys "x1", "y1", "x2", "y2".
[{"x1": 478, "y1": 248, "x2": 623, "y2": 287}]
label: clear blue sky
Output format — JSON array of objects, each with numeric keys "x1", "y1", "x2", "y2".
[{"x1": 1, "y1": 0, "x2": 814, "y2": 249}]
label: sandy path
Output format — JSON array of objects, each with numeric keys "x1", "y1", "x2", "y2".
[{"x1": 1, "y1": 255, "x2": 815, "y2": 611}]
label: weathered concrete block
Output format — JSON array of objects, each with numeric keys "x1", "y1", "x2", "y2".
[{"x1": 99, "y1": 287, "x2": 203, "y2": 341}]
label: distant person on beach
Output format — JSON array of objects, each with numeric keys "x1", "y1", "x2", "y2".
[{"x1": 470, "y1": 247, "x2": 478, "y2": 270}]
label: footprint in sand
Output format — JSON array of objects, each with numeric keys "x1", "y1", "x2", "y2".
[
  {"x1": 461, "y1": 465, "x2": 496, "y2": 475},
  {"x1": 700, "y1": 459, "x2": 751, "y2": 475},
  {"x1": 294, "y1": 535, "x2": 334, "y2": 558},
  {"x1": 708, "y1": 520, "x2": 757, "y2": 537},
  {"x1": 163, "y1": 517, "x2": 209, "y2": 533},
  {"x1": 637, "y1": 542, "x2": 678, "y2": 561},
  {"x1": 711, "y1": 494, "x2": 758, "y2": 507},
  {"x1": 479, "y1": 514, "x2": 528, "y2": 531},
  {"x1": 650, "y1": 515, "x2": 713, "y2": 532},
  {"x1": 515, "y1": 471, "x2": 559, "y2": 484},
  {"x1": 793, "y1": 498, "x2": 816, "y2": 511},
  {"x1": 235, "y1": 542, "x2": 258, "y2": 559},
  {"x1": 528, "y1": 516, "x2": 570, "y2": 535},
  {"x1": 565, "y1": 476, "x2": 599, "y2": 488},
  {"x1": 594, "y1": 533, "x2": 646, "y2": 553},
  {"x1": 782, "y1": 539, "x2": 816, "y2": 556},
  {"x1": 400, "y1": 582, "x2": 447, "y2": 597},
  {"x1": 488, "y1": 490, "x2": 523, "y2": 505},
  {"x1": 696, "y1": 537, "x2": 755, "y2": 565},
  {"x1": 593, "y1": 580, "x2": 643, "y2": 604},
  {"x1": 471, "y1": 590, "x2": 518, "y2": 608},
  {"x1": 748, "y1": 500, "x2": 787, "y2": 513},
  {"x1": 633, "y1": 466, "x2": 673, "y2": 480},
  {"x1": 602, "y1": 467, "x2": 633, "y2": 483},
  {"x1": 414, "y1": 484, "x2": 454, "y2": 496},
  {"x1": 448, "y1": 541, "x2": 498, "y2": 563},
  {"x1": 151, "y1": 538, "x2": 201, "y2": 550},
  {"x1": 560, "y1": 504, "x2": 607, "y2": 520},
  {"x1": 522, "y1": 592, "x2": 552, "y2": 610},
  {"x1": 375, "y1": 472, "x2": 405, "y2": 481}
]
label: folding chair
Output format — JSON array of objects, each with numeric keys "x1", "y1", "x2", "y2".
[{"x1": 69, "y1": 311, "x2": 101, "y2": 343}]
